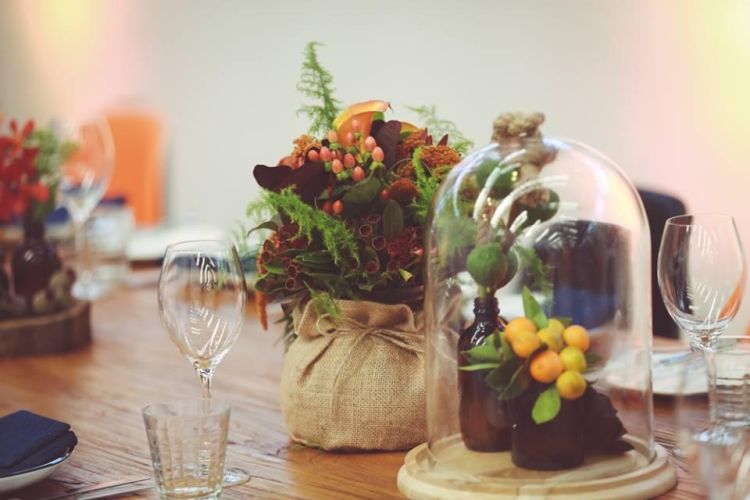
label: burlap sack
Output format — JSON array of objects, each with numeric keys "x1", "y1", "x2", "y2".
[{"x1": 280, "y1": 299, "x2": 425, "y2": 450}]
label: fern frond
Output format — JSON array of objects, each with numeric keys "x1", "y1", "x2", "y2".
[
  {"x1": 408, "y1": 104, "x2": 474, "y2": 155},
  {"x1": 296, "y1": 42, "x2": 341, "y2": 135},
  {"x1": 247, "y1": 187, "x2": 359, "y2": 264},
  {"x1": 411, "y1": 147, "x2": 440, "y2": 223}
]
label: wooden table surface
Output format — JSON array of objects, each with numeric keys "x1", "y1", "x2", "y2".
[{"x1": 1, "y1": 277, "x2": 704, "y2": 499}]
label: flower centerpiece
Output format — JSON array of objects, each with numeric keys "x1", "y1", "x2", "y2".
[
  {"x1": 0, "y1": 116, "x2": 76, "y2": 319},
  {"x1": 247, "y1": 43, "x2": 472, "y2": 450}
]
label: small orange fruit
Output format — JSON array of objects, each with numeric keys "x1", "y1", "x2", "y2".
[
  {"x1": 547, "y1": 318, "x2": 565, "y2": 334},
  {"x1": 511, "y1": 330, "x2": 541, "y2": 358},
  {"x1": 563, "y1": 325, "x2": 590, "y2": 352},
  {"x1": 505, "y1": 317, "x2": 537, "y2": 344},
  {"x1": 559, "y1": 346, "x2": 587, "y2": 373},
  {"x1": 537, "y1": 328, "x2": 564, "y2": 352},
  {"x1": 530, "y1": 350, "x2": 564, "y2": 383},
  {"x1": 556, "y1": 370, "x2": 587, "y2": 400}
]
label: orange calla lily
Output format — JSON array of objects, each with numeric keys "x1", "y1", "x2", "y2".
[{"x1": 333, "y1": 100, "x2": 389, "y2": 148}]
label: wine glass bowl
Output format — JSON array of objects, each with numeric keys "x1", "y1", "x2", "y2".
[
  {"x1": 55, "y1": 117, "x2": 115, "y2": 300},
  {"x1": 158, "y1": 240, "x2": 247, "y2": 397},
  {"x1": 657, "y1": 214, "x2": 746, "y2": 349}
]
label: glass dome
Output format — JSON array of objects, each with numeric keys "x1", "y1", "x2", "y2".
[{"x1": 422, "y1": 113, "x2": 657, "y2": 490}]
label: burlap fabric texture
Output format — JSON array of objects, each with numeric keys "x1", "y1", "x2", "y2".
[{"x1": 280, "y1": 299, "x2": 426, "y2": 450}]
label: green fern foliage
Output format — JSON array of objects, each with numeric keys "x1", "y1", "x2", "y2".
[
  {"x1": 297, "y1": 42, "x2": 342, "y2": 135},
  {"x1": 409, "y1": 105, "x2": 474, "y2": 155},
  {"x1": 247, "y1": 187, "x2": 358, "y2": 264},
  {"x1": 410, "y1": 147, "x2": 440, "y2": 223}
]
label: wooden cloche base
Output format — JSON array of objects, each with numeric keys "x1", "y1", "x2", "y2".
[
  {"x1": 397, "y1": 435, "x2": 677, "y2": 499},
  {"x1": 0, "y1": 302, "x2": 91, "y2": 357}
]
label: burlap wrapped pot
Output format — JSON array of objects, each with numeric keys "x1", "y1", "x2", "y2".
[{"x1": 280, "y1": 299, "x2": 425, "y2": 450}]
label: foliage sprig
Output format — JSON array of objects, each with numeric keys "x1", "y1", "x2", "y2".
[
  {"x1": 296, "y1": 42, "x2": 341, "y2": 136},
  {"x1": 409, "y1": 105, "x2": 474, "y2": 155}
]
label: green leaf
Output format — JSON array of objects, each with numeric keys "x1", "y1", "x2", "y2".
[
  {"x1": 459, "y1": 362, "x2": 501, "y2": 372},
  {"x1": 383, "y1": 200, "x2": 404, "y2": 238},
  {"x1": 522, "y1": 286, "x2": 548, "y2": 329},
  {"x1": 261, "y1": 263, "x2": 286, "y2": 275},
  {"x1": 532, "y1": 386, "x2": 561, "y2": 424},
  {"x1": 342, "y1": 175, "x2": 382, "y2": 205},
  {"x1": 555, "y1": 316, "x2": 573, "y2": 327},
  {"x1": 499, "y1": 362, "x2": 531, "y2": 400},
  {"x1": 485, "y1": 359, "x2": 520, "y2": 393},
  {"x1": 398, "y1": 268, "x2": 413, "y2": 282},
  {"x1": 462, "y1": 336, "x2": 501, "y2": 364}
]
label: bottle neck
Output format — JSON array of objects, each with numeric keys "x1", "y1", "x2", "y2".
[
  {"x1": 473, "y1": 296, "x2": 499, "y2": 320},
  {"x1": 22, "y1": 213, "x2": 45, "y2": 243}
]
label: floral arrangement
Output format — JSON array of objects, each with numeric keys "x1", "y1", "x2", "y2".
[
  {"x1": 0, "y1": 116, "x2": 76, "y2": 318},
  {"x1": 0, "y1": 117, "x2": 72, "y2": 224},
  {"x1": 248, "y1": 43, "x2": 473, "y2": 342}
]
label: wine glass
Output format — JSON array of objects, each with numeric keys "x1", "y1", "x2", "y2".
[
  {"x1": 55, "y1": 117, "x2": 115, "y2": 300},
  {"x1": 657, "y1": 214, "x2": 746, "y2": 351},
  {"x1": 158, "y1": 240, "x2": 247, "y2": 398},
  {"x1": 158, "y1": 240, "x2": 251, "y2": 485}
]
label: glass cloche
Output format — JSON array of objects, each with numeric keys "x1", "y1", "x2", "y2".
[{"x1": 399, "y1": 113, "x2": 676, "y2": 499}]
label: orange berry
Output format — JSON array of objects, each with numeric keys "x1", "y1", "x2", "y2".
[
  {"x1": 327, "y1": 130, "x2": 338, "y2": 143},
  {"x1": 563, "y1": 325, "x2": 590, "y2": 352},
  {"x1": 344, "y1": 153, "x2": 356, "y2": 168},
  {"x1": 529, "y1": 350, "x2": 564, "y2": 383},
  {"x1": 352, "y1": 166, "x2": 365, "y2": 182},
  {"x1": 504, "y1": 317, "x2": 538, "y2": 344},
  {"x1": 319, "y1": 146, "x2": 332, "y2": 162},
  {"x1": 307, "y1": 149, "x2": 320, "y2": 162},
  {"x1": 331, "y1": 159, "x2": 344, "y2": 174},
  {"x1": 364, "y1": 136, "x2": 377, "y2": 151},
  {"x1": 372, "y1": 146, "x2": 385, "y2": 162},
  {"x1": 332, "y1": 200, "x2": 344, "y2": 215},
  {"x1": 511, "y1": 330, "x2": 541, "y2": 358}
]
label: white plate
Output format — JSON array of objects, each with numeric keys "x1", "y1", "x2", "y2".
[
  {"x1": 127, "y1": 223, "x2": 227, "y2": 262},
  {"x1": 0, "y1": 450, "x2": 73, "y2": 494}
]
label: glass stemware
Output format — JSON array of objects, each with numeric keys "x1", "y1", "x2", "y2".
[
  {"x1": 158, "y1": 240, "x2": 247, "y2": 398},
  {"x1": 657, "y1": 214, "x2": 746, "y2": 351},
  {"x1": 158, "y1": 240, "x2": 251, "y2": 486},
  {"x1": 55, "y1": 117, "x2": 115, "y2": 300}
]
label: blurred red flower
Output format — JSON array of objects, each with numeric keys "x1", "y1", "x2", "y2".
[{"x1": 0, "y1": 119, "x2": 47, "y2": 222}]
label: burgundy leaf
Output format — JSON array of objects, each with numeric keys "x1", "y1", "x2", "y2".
[
  {"x1": 438, "y1": 134, "x2": 449, "y2": 146},
  {"x1": 373, "y1": 120, "x2": 401, "y2": 169},
  {"x1": 253, "y1": 164, "x2": 293, "y2": 191},
  {"x1": 279, "y1": 162, "x2": 328, "y2": 204}
]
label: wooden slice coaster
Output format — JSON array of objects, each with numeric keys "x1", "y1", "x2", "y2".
[
  {"x1": 397, "y1": 435, "x2": 676, "y2": 499},
  {"x1": 0, "y1": 302, "x2": 91, "y2": 357}
]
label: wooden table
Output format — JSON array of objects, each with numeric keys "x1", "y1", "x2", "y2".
[{"x1": 1, "y1": 280, "x2": 704, "y2": 499}]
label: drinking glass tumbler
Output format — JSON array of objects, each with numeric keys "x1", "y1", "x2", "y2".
[{"x1": 143, "y1": 399, "x2": 230, "y2": 500}]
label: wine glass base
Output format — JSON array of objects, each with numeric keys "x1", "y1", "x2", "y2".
[{"x1": 223, "y1": 466, "x2": 251, "y2": 487}]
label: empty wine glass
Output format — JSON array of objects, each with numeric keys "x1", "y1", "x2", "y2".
[
  {"x1": 657, "y1": 214, "x2": 746, "y2": 351},
  {"x1": 158, "y1": 240, "x2": 251, "y2": 486},
  {"x1": 55, "y1": 117, "x2": 115, "y2": 300},
  {"x1": 158, "y1": 240, "x2": 247, "y2": 398}
]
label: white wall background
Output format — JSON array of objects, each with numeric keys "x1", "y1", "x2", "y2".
[{"x1": 2, "y1": 0, "x2": 750, "y2": 332}]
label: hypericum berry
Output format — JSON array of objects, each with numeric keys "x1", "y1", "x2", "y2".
[
  {"x1": 380, "y1": 189, "x2": 389, "y2": 201},
  {"x1": 372, "y1": 146, "x2": 385, "y2": 162},
  {"x1": 332, "y1": 159, "x2": 344, "y2": 174},
  {"x1": 320, "y1": 146, "x2": 332, "y2": 162},
  {"x1": 364, "y1": 136, "x2": 377, "y2": 151},
  {"x1": 352, "y1": 166, "x2": 365, "y2": 182},
  {"x1": 307, "y1": 149, "x2": 320, "y2": 162},
  {"x1": 333, "y1": 150, "x2": 342, "y2": 160},
  {"x1": 351, "y1": 118, "x2": 360, "y2": 130},
  {"x1": 333, "y1": 200, "x2": 344, "y2": 215},
  {"x1": 343, "y1": 153, "x2": 356, "y2": 169},
  {"x1": 346, "y1": 132, "x2": 354, "y2": 145},
  {"x1": 322, "y1": 201, "x2": 333, "y2": 214},
  {"x1": 327, "y1": 130, "x2": 338, "y2": 143}
]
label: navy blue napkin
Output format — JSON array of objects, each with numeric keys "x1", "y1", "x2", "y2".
[{"x1": 0, "y1": 410, "x2": 77, "y2": 477}]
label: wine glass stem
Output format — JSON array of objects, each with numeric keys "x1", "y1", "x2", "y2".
[
  {"x1": 72, "y1": 218, "x2": 90, "y2": 278},
  {"x1": 198, "y1": 367, "x2": 213, "y2": 399}
]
